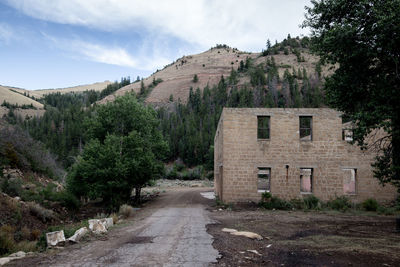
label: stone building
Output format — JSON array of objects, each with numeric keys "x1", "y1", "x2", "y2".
[{"x1": 214, "y1": 108, "x2": 397, "y2": 203}]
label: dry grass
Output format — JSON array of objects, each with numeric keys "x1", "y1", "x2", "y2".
[
  {"x1": 118, "y1": 204, "x2": 134, "y2": 219},
  {"x1": 27, "y1": 202, "x2": 56, "y2": 222},
  {"x1": 100, "y1": 47, "x2": 329, "y2": 106},
  {"x1": 0, "y1": 86, "x2": 43, "y2": 108}
]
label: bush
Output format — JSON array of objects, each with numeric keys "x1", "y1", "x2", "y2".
[
  {"x1": 289, "y1": 198, "x2": 306, "y2": 210},
  {"x1": 27, "y1": 202, "x2": 56, "y2": 222},
  {"x1": 1, "y1": 178, "x2": 23, "y2": 197},
  {"x1": 303, "y1": 195, "x2": 320, "y2": 209},
  {"x1": 327, "y1": 196, "x2": 351, "y2": 211},
  {"x1": 259, "y1": 196, "x2": 292, "y2": 210},
  {"x1": 165, "y1": 167, "x2": 179, "y2": 180},
  {"x1": 119, "y1": 204, "x2": 134, "y2": 219},
  {"x1": 362, "y1": 198, "x2": 378, "y2": 211},
  {"x1": 0, "y1": 225, "x2": 15, "y2": 256},
  {"x1": 377, "y1": 206, "x2": 395, "y2": 216}
]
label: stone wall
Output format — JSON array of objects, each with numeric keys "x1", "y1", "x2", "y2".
[{"x1": 214, "y1": 108, "x2": 398, "y2": 204}]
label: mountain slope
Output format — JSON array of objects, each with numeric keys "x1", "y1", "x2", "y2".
[{"x1": 100, "y1": 44, "x2": 330, "y2": 105}]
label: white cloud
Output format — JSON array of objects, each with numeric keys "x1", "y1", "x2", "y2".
[
  {"x1": 0, "y1": 23, "x2": 15, "y2": 43},
  {"x1": 5, "y1": 0, "x2": 311, "y2": 51},
  {"x1": 42, "y1": 33, "x2": 137, "y2": 67},
  {"x1": 71, "y1": 41, "x2": 137, "y2": 67}
]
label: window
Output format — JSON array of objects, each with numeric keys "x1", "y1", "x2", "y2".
[
  {"x1": 342, "y1": 129, "x2": 353, "y2": 142},
  {"x1": 257, "y1": 167, "x2": 271, "y2": 192},
  {"x1": 300, "y1": 168, "x2": 313, "y2": 193},
  {"x1": 343, "y1": 168, "x2": 356, "y2": 194},
  {"x1": 299, "y1": 116, "x2": 312, "y2": 141},
  {"x1": 257, "y1": 116, "x2": 270, "y2": 139}
]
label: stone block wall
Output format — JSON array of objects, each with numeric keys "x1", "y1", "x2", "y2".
[{"x1": 214, "y1": 108, "x2": 397, "y2": 204}]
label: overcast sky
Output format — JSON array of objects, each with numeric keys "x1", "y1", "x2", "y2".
[{"x1": 0, "y1": 0, "x2": 312, "y2": 90}]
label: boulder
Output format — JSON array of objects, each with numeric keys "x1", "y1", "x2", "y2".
[
  {"x1": 99, "y1": 218, "x2": 114, "y2": 229},
  {"x1": 46, "y1": 230, "x2": 66, "y2": 247},
  {"x1": 67, "y1": 227, "x2": 89, "y2": 243},
  {"x1": 8, "y1": 251, "x2": 26, "y2": 258},
  {"x1": 230, "y1": 231, "x2": 263, "y2": 240},
  {"x1": 88, "y1": 219, "x2": 107, "y2": 234},
  {"x1": 221, "y1": 228, "x2": 237, "y2": 233}
]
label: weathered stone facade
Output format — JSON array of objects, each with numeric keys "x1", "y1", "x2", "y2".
[{"x1": 214, "y1": 108, "x2": 397, "y2": 203}]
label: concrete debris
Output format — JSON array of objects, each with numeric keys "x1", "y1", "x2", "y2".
[
  {"x1": 247, "y1": 250, "x2": 262, "y2": 256},
  {"x1": 88, "y1": 219, "x2": 107, "y2": 234},
  {"x1": 0, "y1": 251, "x2": 28, "y2": 266},
  {"x1": 67, "y1": 227, "x2": 89, "y2": 243},
  {"x1": 222, "y1": 228, "x2": 263, "y2": 240},
  {"x1": 100, "y1": 218, "x2": 114, "y2": 229},
  {"x1": 231, "y1": 231, "x2": 263, "y2": 240},
  {"x1": 46, "y1": 230, "x2": 66, "y2": 247},
  {"x1": 221, "y1": 228, "x2": 237, "y2": 233},
  {"x1": 200, "y1": 191, "x2": 215, "y2": 199}
]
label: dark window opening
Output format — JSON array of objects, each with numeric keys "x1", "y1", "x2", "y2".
[
  {"x1": 300, "y1": 168, "x2": 313, "y2": 193},
  {"x1": 257, "y1": 116, "x2": 270, "y2": 139},
  {"x1": 258, "y1": 167, "x2": 271, "y2": 192},
  {"x1": 300, "y1": 116, "x2": 312, "y2": 141}
]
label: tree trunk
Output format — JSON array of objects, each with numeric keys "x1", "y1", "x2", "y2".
[{"x1": 134, "y1": 187, "x2": 141, "y2": 204}]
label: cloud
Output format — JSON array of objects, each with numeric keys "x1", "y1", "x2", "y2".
[
  {"x1": 42, "y1": 33, "x2": 137, "y2": 67},
  {"x1": 5, "y1": 0, "x2": 311, "y2": 51},
  {"x1": 0, "y1": 23, "x2": 15, "y2": 43}
]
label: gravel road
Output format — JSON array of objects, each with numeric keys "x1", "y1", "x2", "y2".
[{"x1": 8, "y1": 188, "x2": 219, "y2": 267}]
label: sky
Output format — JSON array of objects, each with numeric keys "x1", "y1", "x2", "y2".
[{"x1": 0, "y1": 0, "x2": 312, "y2": 90}]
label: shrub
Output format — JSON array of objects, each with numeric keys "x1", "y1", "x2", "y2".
[
  {"x1": 303, "y1": 195, "x2": 320, "y2": 209},
  {"x1": 362, "y1": 198, "x2": 378, "y2": 211},
  {"x1": 193, "y1": 74, "x2": 199, "y2": 83},
  {"x1": 260, "y1": 196, "x2": 292, "y2": 210},
  {"x1": 327, "y1": 196, "x2": 351, "y2": 211},
  {"x1": 289, "y1": 198, "x2": 305, "y2": 210},
  {"x1": 119, "y1": 204, "x2": 134, "y2": 219},
  {"x1": 0, "y1": 225, "x2": 15, "y2": 256},
  {"x1": 110, "y1": 213, "x2": 119, "y2": 224},
  {"x1": 377, "y1": 206, "x2": 395, "y2": 216},
  {"x1": 1, "y1": 178, "x2": 23, "y2": 197},
  {"x1": 165, "y1": 167, "x2": 178, "y2": 180},
  {"x1": 27, "y1": 202, "x2": 56, "y2": 222}
]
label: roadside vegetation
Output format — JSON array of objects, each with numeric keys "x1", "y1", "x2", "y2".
[{"x1": 258, "y1": 192, "x2": 400, "y2": 215}]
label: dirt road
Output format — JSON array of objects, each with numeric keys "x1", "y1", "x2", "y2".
[{"x1": 9, "y1": 188, "x2": 219, "y2": 267}]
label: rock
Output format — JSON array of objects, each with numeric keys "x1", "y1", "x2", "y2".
[
  {"x1": 13, "y1": 196, "x2": 21, "y2": 201},
  {"x1": 221, "y1": 228, "x2": 237, "y2": 233},
  {"x1": 88, "y1": 219, "x2": 107, "y2": 234},
  {"x1": 99, "y1": 218, "x2": 114, "y2": 229},
  {"x1": 230, "y1": 231, "x2": 263, "y2": 240},
  {"x1": 0, "y1": 258, "x2": 11, "y2": 266},
  {"x1": 266, "y1": 244, "x2": 272, "y2": 248},
  {"x1": 67, "y1": 227, "x2": 89, "y2": 243},
  {"x1": 46, "y1": 230, "x2": 66, "y2": 247},
  {"x1": 191, "y1": 183, "x2": 202, "y2": 187},
  {"x1": 8, "y1": 251, "x2": 26, "y2": 258},
  {"x1": 247, "y1": 250, "x2": 262, "y2": 256}
]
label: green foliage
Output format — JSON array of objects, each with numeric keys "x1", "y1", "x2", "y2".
[
  {"x1": 259, "y1": 195, "x2": 293, "y2": 210},
  {"x1": 327, "y1": 196, "x2": 351, "y2": 211},
  {"x1": 362, "y1": 198, "x2": 379, "y2": 211},
  {"x1": 67, "y1": 94, "x2": 168, "y2": 208},
  {"x1": 303, "y1": 195, "x2": 320, "y2": 210},
  {"x1": 304, "y1": 0, "x2": 400, "y2": 190},
  {"x1": 193, "y1": 74, "x2": 199, "y2": 83}
]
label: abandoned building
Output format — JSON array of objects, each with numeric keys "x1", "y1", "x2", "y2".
[{"x1": 214, "y1": 108, "x2": 397, "y2": 203}]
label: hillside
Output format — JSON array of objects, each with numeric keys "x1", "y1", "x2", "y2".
[{"x1": 100, "y1": 43, "x2": 331, "y2": 105}]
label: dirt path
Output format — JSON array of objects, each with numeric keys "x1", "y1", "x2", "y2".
[{"x1": 8, "y1": 188, "x2": 219, "y2": 267}]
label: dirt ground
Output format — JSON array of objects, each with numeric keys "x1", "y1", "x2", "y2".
[
  {"x1": 5, "y1": 187, "x2": 400, "y2": 266},
  {"x1": 208, "y1": 207, "x2": 400, "y2": 266}
]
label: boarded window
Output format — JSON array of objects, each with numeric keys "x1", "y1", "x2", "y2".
[
  {"x1": 342, "y1": 129, "x2": 353, "y2": 142},
  {"x1": 258, "y1": 167, "x2": 271, "y2": 192},
  {"x1": 300, "y1": 168, "x2": 313, "y2": 193},
  {"x1": 299, "y1": 116, "x2": 312, "y2": 141},
  {"x1": 343, "y1": 169, "x2": 356, "y2": 194},
  {"x1": 257, "y1": 116, "x2": 270, "y2": 139}
]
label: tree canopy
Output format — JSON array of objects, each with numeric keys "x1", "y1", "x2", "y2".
[
  {"x1": 303, "y1": 0, "x2": 400, "y2": 189},
  {"x1": 67, "y1": 94, "x2": 168, "y2": 208}
]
